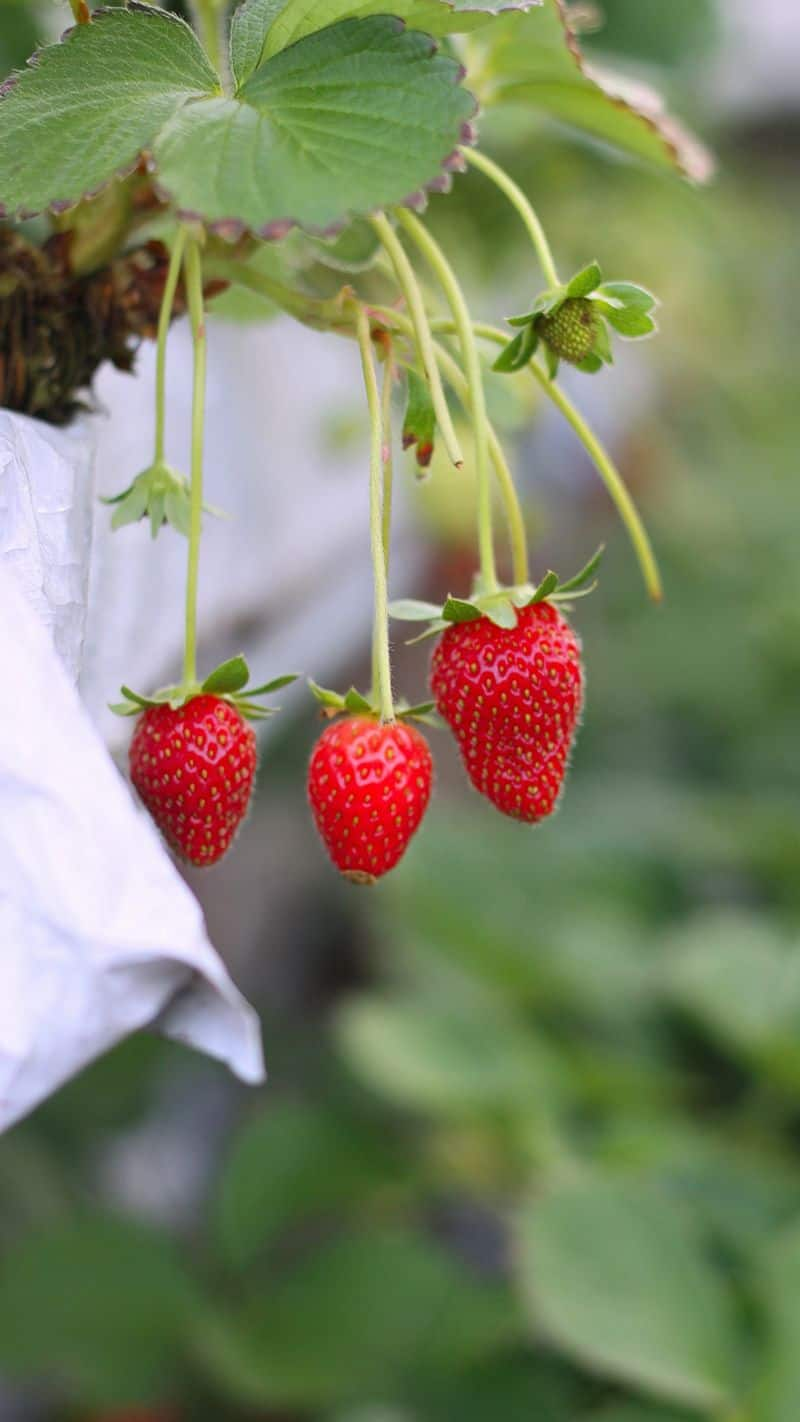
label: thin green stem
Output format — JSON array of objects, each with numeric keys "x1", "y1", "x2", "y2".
[
  {"x1": 355, "y1": 305, "x2": 394, "y2": 724},
  {"x1": 462, "y1": 147, "x2": 560, "y2": 290},
  {"x1": 367, "y1": 304, "x2": 528, "y2": 585},
  {"x1": 189, "y1": 0, "x2": 224, "y2": 75},
  {"x1": 424, "y1": 315, "x2": 661, "y2": 601},
  {"x1": 369, "y1": 212, "x2": 463, "y2": 470},
  {"x1": 528, "y1": 361, "x2": 662, "y2": 601},
  {"x1": 182, "y1": 237, "x2": 208, "y2": 688},
  {"x1": 380, "y1": 343, "x2": 394, "y2": 582},
  {"x1": 395, "y1": 207, "x2": 498, "y2": 594},
  {"x1": 153, "y1": 227, "x2": 187, "y2": 467},
  {"x1": 430, "y1": 341, "x2": 528, "y2": 587}
]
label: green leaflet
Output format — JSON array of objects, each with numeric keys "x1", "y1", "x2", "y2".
[{"x1": 0, "y1": 8, "x2": 474, "y2": 237}]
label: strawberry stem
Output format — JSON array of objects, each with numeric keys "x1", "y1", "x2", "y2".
[
  {"x1": 380, "y1": 341, "x2": 395, "y2": 583},
  {"x1": 367, "y1": 303, "x2": 529, "y2": 587},
  {"x1": 153, "y1": 227, "x2": 187, "y2": 469},
  {"x1": 355, "y1": 304, "x2": 394, "y2": 724},
  {"x1": 369, "y1": 213, "x2": 463, "y2": 470},
  {"x1": 462, "y1": 148, "x2": 561, "y2": 291},
  {"x1": 395, "y1": 209, "x2": 498, "y2": 595},
  {"x1": 182, "y1": 236, "x2": 207, "y2": 689},
  {"x1": 528, "y1": 359, "x2": 662, "y2": 601}
]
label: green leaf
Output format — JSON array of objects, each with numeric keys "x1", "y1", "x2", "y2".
[
  {"x1": 600, "y1": 305, "x2": 658, "y2": 338},
  {"x1": 308, "y1": 679, "x2": 347, "y2": 709},
  {"x1": 544, "y1": 346, "x2": 560, "y2": 380},
  {"x1": 493, "y1": 322, "x2": 538, "y2": 373},
  {"x1": 597, "y1": 281, "x2": 657, "y2": 312},
  {"x1": 576, "y1": 352, "x2": 603, "y2": 374},
  {"x1": 526, "y1": 570, "x2": 559, "y2": 604},
  {"x1": 119, "y1": 684, "x2": 158, "y2": 709},
  {"x1": 337, "y1": 994, "x2": 557, "y2": 1114},
  {"x1": 230, "y1": 0, "x2": 543, "y2": 79},
  {"x1": 400, "y1": 700, "x2": 436, "y2": 717},
  {"x1": 148, "y1": 489, "x2": 165, "y2": 539},
  {"x1": 484, "y1": 1, "x2": 713, "y2": 182},
  {"x1": 200, "y1": 1228, "x2": 515, "y2": 1408},
  {"x1": 442, "y1": 595, "x2": 482, "y2": 623},
  {"x1": 0, "y1": 1215, "x2": 203, "y2": 1407},
  {"x1": 246, "y1": 673, "x2": 299, "y2": 694},
  {"x1": 156, "y1": 17, "x2": 475, "y2": 237},
  {"x1": 592, "y1": 317, "x2": 614, "y2": 365},
  {"x1": 213, "y1": 1100, "x2": 399, "y2": 1269},
  {"x1": 402, "y1": 368, "x2": 437, "y2": 468},
  {"x1": 556, "y1": 544, "x2": 604, "y2": 593},
  {"x1": 752, "y1": 1222, "x2": 800, "y2": 1422},
  {"x1": 202, "y1": 655, "x2": 251, "y2": 695},
  {"x1": 484, "y1": 598, "x2": 518, "y2": 629},
  {"x1": 566, "y1": 260, "x2": 602, "y2": 298},
  {"x1": 164, "y1": 487, "x2": 192, "y2": 536},
  {"x1": 0, "y1": 7, "x2": 219, "y2": 219},
  {"x1": 389, "y1": 598, "x2": 445, "y2": 621},
  {"x1": 304, "y1": 219, "x2": 381, "y2": 273},
  {"x1": 406, "y1": 617, "x2": 449, "y2": 645},
  {"x1": 664, "y1": 913, "x2": 800, "y2": 1086},
  {"x1": 344, "y1": 687, "x2": 373, "y2": 713},
  {"x1": 516, "y1": 1178, "x2": 737, "y2": 1410}
]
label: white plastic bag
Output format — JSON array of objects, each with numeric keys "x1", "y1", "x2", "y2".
[{"x1": 0, "y1": 410, "x2": 264, "y2": 1132}]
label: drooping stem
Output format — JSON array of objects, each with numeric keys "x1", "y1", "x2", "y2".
[
  {"x1": 189, "y1": 0, "x2": 224, "y2": 75},
  {"x1": 367, "y1": 304, "x2": 529, "y2": 586},
  {"x1": 380, "y1": 341, "x2": 395, "y2": 582},
  {"x1": 424, "y1": 315, "x2": 661, "y2": 601},
  {"x1": 355, "y1": 305, "x2": 394, "y2": 724},
  {"x1": 182, "y1": 237, "x2": 208, "y2": 688},
  {"x1": 395, "y1": 208, "x2": 498, "y2": 594},
  {"x1": 528, "y1": 359, "x2": 662, "y2": 601},
  {"x1": 153, "y1": 227, "x2": 187, "y2": 467},
  {"x1": 462, "y1": 147, "x2": 560, "y2": 290},
  {"x1": 430, "y1": 340, "x2": 528, "y2": 587},
  {"x1": 369, "y1": 212, "x2": 463, "y2": 470}
]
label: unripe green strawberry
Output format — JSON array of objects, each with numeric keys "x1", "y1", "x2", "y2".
[{"x1": 537, "y1": 298, "x2": 599, "y2": 365}]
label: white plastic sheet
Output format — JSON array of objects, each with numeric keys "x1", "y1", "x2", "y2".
[{"x1": 0, "y1": 410, "x2": 264, "y2": 1133}]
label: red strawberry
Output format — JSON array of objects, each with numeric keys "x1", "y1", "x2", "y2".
[
  {"x1": 129, "y1": 695, "x2": 257, "y2": 866},
  {"x1": 308, "y1": 715, "x2": 433, "y2": 882},
  {"x1": 430, "y1": 601, "x2": 583, "y2": 822}
]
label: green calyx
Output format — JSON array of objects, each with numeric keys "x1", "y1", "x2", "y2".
[
  {"x1": 110, "y1": 654, "x2": 298, "y2": 720},
  {"x1": 389, "y1": 545, "x2": 604, "y2": 643},
  {"x1": 103, "y1": 460, "x2": 225, "y2": 539},
  {"x1": 495, "y1": 262, "x2": 658, "y2": 379},
  {"x1": 308, "y1": 681, "x2": 437, "y2": 726}
]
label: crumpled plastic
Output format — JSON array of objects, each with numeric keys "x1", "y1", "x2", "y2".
[{"x1": 0, "y1": 410, "x2": 264, "y2": 1133}]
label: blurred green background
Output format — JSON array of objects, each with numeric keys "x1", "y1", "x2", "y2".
[{"x1": 3, "y1": 1, "x2": 800, "y2": 1419}]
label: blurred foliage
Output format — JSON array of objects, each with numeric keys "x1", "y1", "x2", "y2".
[{"x1": 4, "y1": 1, "x2": 800, "y2": 1420}]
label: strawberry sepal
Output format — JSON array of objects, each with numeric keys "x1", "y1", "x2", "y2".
[
  {"x1": 111, "y1": 655, "x2": 298, "y2": 720},
  {"x1": 389, "y1": 546, "x2": 604, "y2": 643}
]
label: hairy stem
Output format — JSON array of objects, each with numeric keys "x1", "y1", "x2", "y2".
[
  {"x1": 153, "y1": 227, "x2": 187, "y2": 467},
  {"x1": 355, "y1": 305, "x2": 394, "y2": 723},
  {"x1": 367, "y1": 305, "x2": 529, "y2": 585},
  {"x1": 528, "y1": 360, "x2": 662, "y2": 600},
  {"x1": 462, "y1": 147, "x2": 560, "y2": 290},
  {"x1": 395, "y1": 208, "x2": 498, "y2": 594},
  {"x1": 183, "y1": 237, "x2": 207, "y2": 688},
  {"x1": 380, "y1": 342, "x2": 395, "y2": 582},
  {"x1": 369, "y1": 212, "x2": 463, "y2": 470},
  {"x1": 189, "y1": 0, "x2": 225, "y2": 76}
]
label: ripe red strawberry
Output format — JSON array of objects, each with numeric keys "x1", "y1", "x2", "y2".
[
  {"x1": 129, "y1": 695, "x2": 257, "y2": 866},
  {"x1": 430, "y1": 601, "x2": 583, "y2": 822},
  {"x1": 308, "y1": 715, "x2": 433, "y2": 882}
]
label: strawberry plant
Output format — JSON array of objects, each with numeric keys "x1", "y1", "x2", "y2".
[{"x1": 0, "y1": 0, "x2": 711, "y2": 876}]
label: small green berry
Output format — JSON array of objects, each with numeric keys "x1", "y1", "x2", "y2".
[{"x1": 536, "y1": 298, "x2": 599, "y2": 365}]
